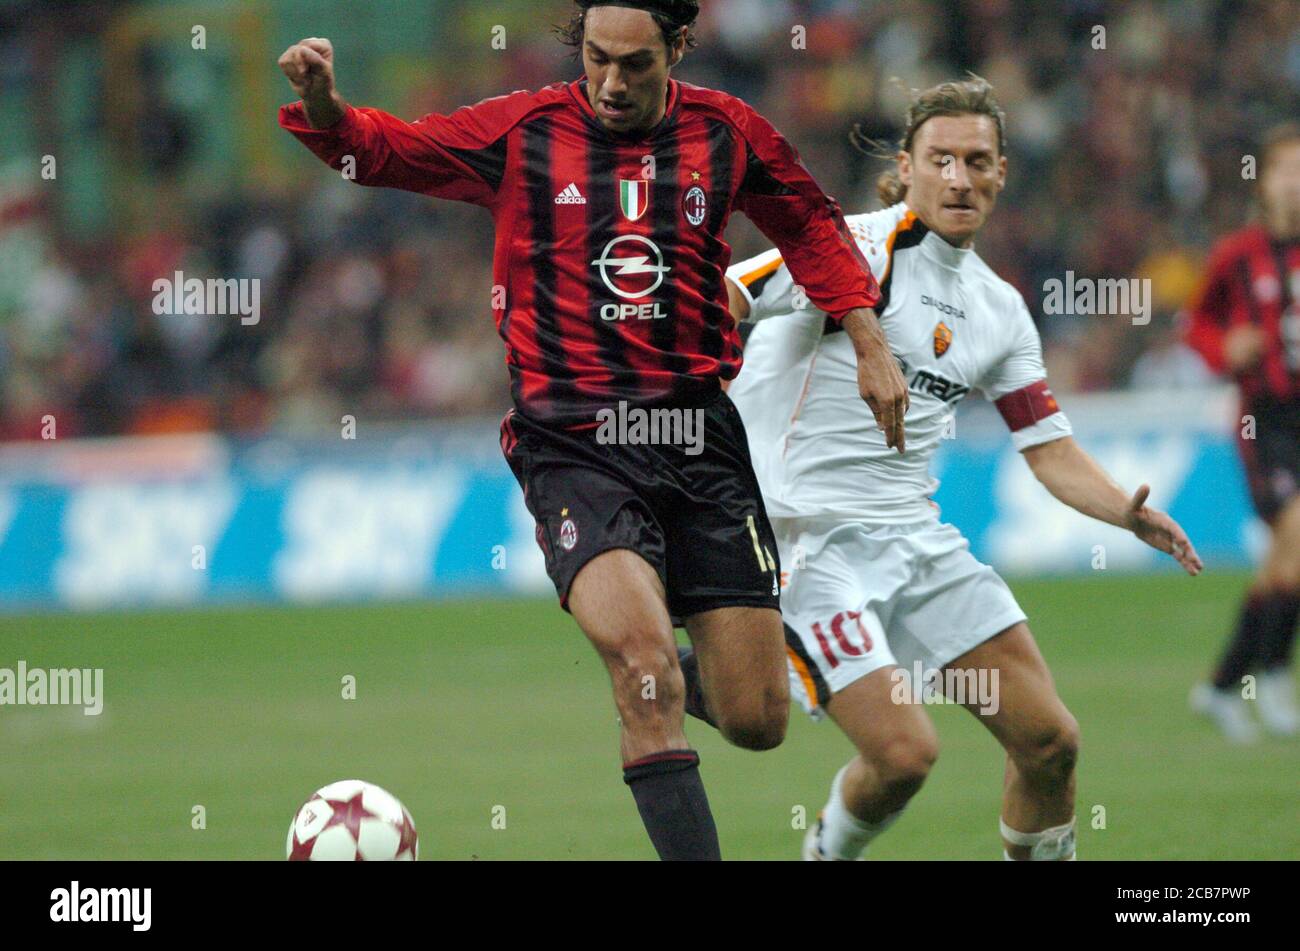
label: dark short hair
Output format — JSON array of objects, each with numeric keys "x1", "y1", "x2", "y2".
[{"x1": 556, "y1": 0, "x2": 700, "y2": 57}]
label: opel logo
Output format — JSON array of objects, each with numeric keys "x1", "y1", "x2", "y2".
[{"x1": 591, "y1": 234, "x2": 671, "y2": 300}]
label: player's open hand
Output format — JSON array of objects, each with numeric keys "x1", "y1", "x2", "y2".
[
  {"x1": 1124, "y1": 484, "x2": 1203, "y2": 575},
  {"x1": 843, "y1": 309, "x2": 908, "y2": 453},
  {"x1": 279, "y1": 38, "x2": 343, "y2": 127}
]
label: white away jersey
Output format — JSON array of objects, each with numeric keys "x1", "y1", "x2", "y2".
[{"x1": 727, "y1": 202, "x2": 1071, "y2": 524}]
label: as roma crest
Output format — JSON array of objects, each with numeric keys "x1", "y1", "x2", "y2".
[
  {"x1": 619, "y1": 179, "x2": 649, "y2": 222},
  {"x1": 933, "y1": 321, "x2": 953, "y2": 358}
]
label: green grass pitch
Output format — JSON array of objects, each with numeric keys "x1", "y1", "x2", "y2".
[{"x1": 2, "y1": 570, "x2": 1296, "y2": 859}]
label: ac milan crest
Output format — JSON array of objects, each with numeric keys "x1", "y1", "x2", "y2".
[
  {"x1": 560, "y1": 518, "x2": 579, "y2": 551},
  {"x1": 683, "y1": 186, "x2": 707, "y2": 227}
]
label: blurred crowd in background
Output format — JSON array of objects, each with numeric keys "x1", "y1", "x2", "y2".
[{"x1": 1, "y1": 0, "x2": 1297, "y2": 441}]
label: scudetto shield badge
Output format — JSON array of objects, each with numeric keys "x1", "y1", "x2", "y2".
[
  {"x1": 619, "y1": 179, "x2": 649, "y2": 222},
  {"x1": 934, "y1": 321, "x2": 953, "y2": 357}
]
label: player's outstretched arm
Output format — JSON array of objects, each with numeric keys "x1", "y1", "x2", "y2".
[
  {"x1": 278, "y1": 37, "x2": 346, "y2": 130},
  {"x1": 722, "y1": 270, "x2": 907, "y2": 452},
  {"x1": 277, "y1": 38, "x2": 519, "y2": 207},
  {"x1": 844, "y1": 309, "x2": 908, "y2": 453},
  {"x1": 724, "y1": 278, "x2": 751, "y2": 323},
  {"x1": 1022, "y1": 436, "x2": 1203, "y2": 575}
]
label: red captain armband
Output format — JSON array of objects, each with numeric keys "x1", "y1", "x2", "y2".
[{"x1": 995, "y1": 380, "x2": 1061, "y2": 432}]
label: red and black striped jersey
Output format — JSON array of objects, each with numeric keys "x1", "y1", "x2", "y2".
[
  {"x1": 280, "y1": 77, "x2": 879, "y2": 428},
  {"x1": 1186, "y1": 224, "x2": 1300, "y2": 404}
]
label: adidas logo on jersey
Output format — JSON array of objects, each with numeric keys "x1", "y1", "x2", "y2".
[{"x1": 555, "y1": 183, "x2": 587, "y2": 205}]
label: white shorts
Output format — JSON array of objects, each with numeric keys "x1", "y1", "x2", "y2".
[{"x1": 774, "y1": 515, "x2": 1027, "y2": 719}]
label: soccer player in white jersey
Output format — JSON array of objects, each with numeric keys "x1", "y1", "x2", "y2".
[{"x1": 683, "y1": 77, "x2": 1205, "y2": 860}]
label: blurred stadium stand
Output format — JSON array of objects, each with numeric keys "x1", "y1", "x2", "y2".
[
  {"x1": 0, "y1": 0, "x2": 1294, "y2": 608},
  {"x1": 2, "y1": 0, "x2": 1297, "y2": 442}
]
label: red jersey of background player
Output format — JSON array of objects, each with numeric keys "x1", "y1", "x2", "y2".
[
  {"x1": 1186, "y1": 223, "x2": 1300, "y2": 403},
  {"x1": 280, "y1": 77, "x2": 879, "y2": 428}
]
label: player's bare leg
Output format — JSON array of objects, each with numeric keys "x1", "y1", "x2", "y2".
[
  {"x1": 806, "y1": 667, "x2": 938, "y2": 859},
  {"x1": 1246, "y1": 497, "x2": 1300, "y2": 733},
  {"x1": 683, "y1": 606, "x2": 788, "y2": 751},
  {"x1": 1196, "y1": 495, "x2": 1300, "y2": 739},
  {"x1": 568, "y1": 548, "x2": 719, "y2": 860},
  {"x1": 570, "y1": 549, "x2": 685, "y2": 760},
  {"x1": 947, "y1": 622, "x2": 1080, "y2": 860}
]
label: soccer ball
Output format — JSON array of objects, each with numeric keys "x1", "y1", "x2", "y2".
[{"x1": 286, "y1": 780, "x2": 418, "y2": 861}]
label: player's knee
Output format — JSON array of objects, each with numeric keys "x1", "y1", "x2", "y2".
[
  {"x1": 871, "y1": 731, "x2": 938, "y2": 800},
  {"x1": 603, "y1": 636, "x2": 683, "y2": 720},
  {"x1": 1012, "y1": 712, "x2": 1080, "y2": 783},
  {"x1": 715, "y1": 685, "x2": 789, "y2": 751},
  {"x1": 718, "y1": 714, "x2": 786, "y2": 751},
  {"x1": 1262, "y1": 551, "x2": 1300, "y2": 593},
  {"x1": 1268, "y1": 505, "x2": 1300, "y2": 586},
  {"x1": 1051, "y1": 715, "x2": 1081, "y2": 778},
  {"x1": 1263, "y1": 573, "x2": 1300, "y2": 598}
]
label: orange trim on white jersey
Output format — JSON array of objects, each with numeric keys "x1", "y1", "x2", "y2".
[{"x1": 739, "y1": 255, "x2": 784, "y2": 289}]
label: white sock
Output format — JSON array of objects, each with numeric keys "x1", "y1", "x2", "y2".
[
  {"x1": 818, "y1": 764, "x2": 904, "y2": 860},
  {"x1": 1000, "y1": 817, "x2": 1077, "y2": 860}
]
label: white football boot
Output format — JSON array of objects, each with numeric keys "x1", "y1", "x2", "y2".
[
  {"x1": 1256, "y1": 670, "x2": 1300, "y2": 736},
  {"x1": 801, "y1": 813, "x2": 862, "y2": 861},
  {"x1": 801, "y1": 815, "x2": 829, "y2": 861},
  {"x1": 1190, "y1": 683, "x2": 1261, "y2": 744}
]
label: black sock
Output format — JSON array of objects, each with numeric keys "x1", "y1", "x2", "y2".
[
  {"x1": 1214, "y1": 591, "x2": 1299, "y2": 689},
  {"x1": 1213, "y1": 594, "x2": 1271, "y2": 690},
  {"x1": 1260, "y1": 591, "x2": 1300, "y2": 671},
  {"x1": 623, "y1": 749, "x2": 721, "y2": 861},
  {"x1": 677, "y1": 647, "x2": 718, "y2": 729}
]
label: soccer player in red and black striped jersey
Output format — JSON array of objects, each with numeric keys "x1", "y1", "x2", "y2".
[
  {"x1": 1187, "y1": 123, "x2": 1300, "y2": 741},
  {"x1": 278, "y1": 0, "x2": 908, "y2": 859}
]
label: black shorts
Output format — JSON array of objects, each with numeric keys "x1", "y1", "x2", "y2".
[
  {"x1": 501, "y1": 391, "x2": 781, "y2": 625},
  {"x1": 1240, "y1": 396, "x2": 1300, "y2": 524}
]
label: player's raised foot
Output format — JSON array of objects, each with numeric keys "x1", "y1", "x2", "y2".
[
  {"x1": 1189, "y1": 683, "x2": 1261, "y2": 744},
  {"x1": 802, "y1": 814, "x2": 829, "y2": 860},
  {"x1": 677, "y1": 647, "x2": 718, "y2": 729},
  {"x1": 1256, "y1": 670, "x2": 1300, "y2": 736},
  {"x1": 801, "y1": 813, "x2": 862, "y2": 861}
]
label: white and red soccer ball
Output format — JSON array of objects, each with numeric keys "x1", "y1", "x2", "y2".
[{"x1": 287, "y1": 780, "x2": 418, "y2": 861}]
